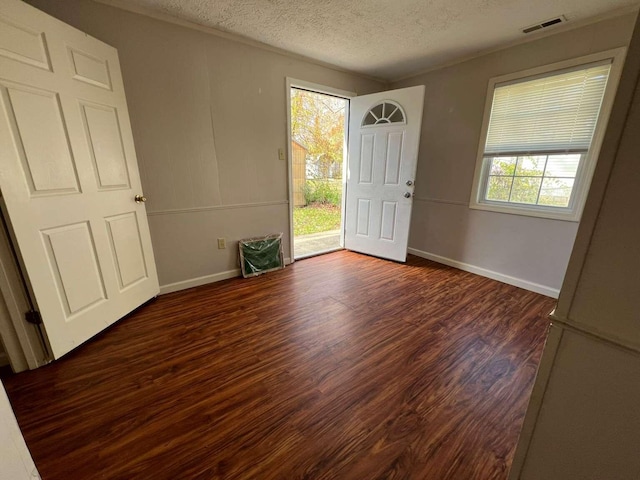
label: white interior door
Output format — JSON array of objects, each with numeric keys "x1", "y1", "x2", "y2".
[
  {"x1": 0, "y1": 0, "x2": 159, "y2": 359},
  {"x1": 344, "y1": 86, "x2": 425, "y2": 262}
]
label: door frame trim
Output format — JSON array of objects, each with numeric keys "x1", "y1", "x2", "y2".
[
  {"x1": 285, "y1": 78, "x2": 355, "y2": 263},
  {"x1": 0, "y1": 200, "x2": 48, "y2": 372}
]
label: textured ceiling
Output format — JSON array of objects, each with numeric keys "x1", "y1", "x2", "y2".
[{"x1": 116, "y1": 0, "x2": 639, "y2": 80}]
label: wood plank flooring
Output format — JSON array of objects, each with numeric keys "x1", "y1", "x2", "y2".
[{"x1": 2, "y1": 251, "x2": 555, "y2": 480}]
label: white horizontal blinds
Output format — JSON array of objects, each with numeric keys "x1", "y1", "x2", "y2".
[{"x1": 484, "y1": 62, "x2": 612, "y2": 156}]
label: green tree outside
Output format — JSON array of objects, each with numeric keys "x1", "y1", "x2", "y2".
[
  {"x1": 486, "y1": 155, "x2": 578, "y2": 207},
  {"x1": 291, "y1": 88, "x2": 347, "y2": 237},
  {"x1": 291, "y1": 89, "x2": 346, "y2": 180}
]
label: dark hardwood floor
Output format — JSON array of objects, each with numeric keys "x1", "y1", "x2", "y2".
[{"x1": 3, "y1": 251, "x2": 554, "y2": 480}]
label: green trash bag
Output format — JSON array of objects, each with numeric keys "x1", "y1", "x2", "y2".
[{"x1": 238, "y1": 233, "x2": 284, "y2": 278}]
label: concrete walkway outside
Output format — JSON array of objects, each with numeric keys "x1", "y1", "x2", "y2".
[{"x1": 294, "y1": 229, "x2": 341, "y2": 258}]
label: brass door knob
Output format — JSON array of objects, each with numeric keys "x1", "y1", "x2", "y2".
[{"x1": 134, "y1": 194, "x2": 147, "y2": 203}]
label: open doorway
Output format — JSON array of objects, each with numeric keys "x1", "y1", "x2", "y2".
[{"x1": 287, "y1": 81, "x2": 350, "y2": 260}]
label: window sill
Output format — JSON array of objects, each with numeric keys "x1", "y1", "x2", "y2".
[{"x1": 469, "y1": 202, "x2": 581, "y2": 222}]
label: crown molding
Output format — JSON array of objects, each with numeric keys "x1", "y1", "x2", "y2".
[
  {"x1": 92, "y1": 0, "x2": 388, "y2": 86},
  {"x1": 391, "y1": 4, "x2": 640, "y2": 83},
  {"x1": 92, "y1": 0, "x2": 638, "y2": 86}
]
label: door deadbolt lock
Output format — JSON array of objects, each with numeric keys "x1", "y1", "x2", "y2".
[
  {"x1": 406, "y1": 180, "x2": 413, "y2": 186},
  {"x1": 134, "y1": 194, "x2": 147, "y2": 203},
  {"x1": 404, "y1": 192, "x2": 412, "y2": 198}
]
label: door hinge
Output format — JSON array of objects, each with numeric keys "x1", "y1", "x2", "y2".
[{"x1": 25, "y1": 309, "x2": 42, "y2": 325}]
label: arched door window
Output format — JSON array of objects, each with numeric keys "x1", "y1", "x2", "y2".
[{"x1": 361, "y1": 101, "x2": 406, "y2": 126}]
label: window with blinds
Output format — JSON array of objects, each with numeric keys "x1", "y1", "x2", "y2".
[
  {"x1": 485, "y1": 63, "x2": 611, "y2": 156},
  {"x1": 470, "y1": 51, "x2": 622, "y2": 221}
]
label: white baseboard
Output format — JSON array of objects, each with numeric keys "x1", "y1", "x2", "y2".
[
  {"x1": 407, "y1": 248, "x2": 559, "y2": 298},
  {"x1": 159, "y1": 269, "x2": 241, "y2": 294},
  {"x1": 159, "y1": 257, "x2": 292, "y2": 295}
]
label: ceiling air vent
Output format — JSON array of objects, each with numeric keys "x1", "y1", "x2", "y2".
[{"x1": 522, "y1": 15, "x2": 566, "y2": 34}]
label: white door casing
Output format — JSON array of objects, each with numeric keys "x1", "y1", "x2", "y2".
[
  {"x1": 344, "y1": 86, "x2": 425, "y2": 262},
  {"x1": 0, "y1": 0, "x2": 159, "y2": 359},
  {"x1": 0, "y1": 380, "x2": 39, "y2": 479}
]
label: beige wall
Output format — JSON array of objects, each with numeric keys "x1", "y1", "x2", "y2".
[
  {"x1": 27, "y1": 0, "x2": 385, "y2": 289},
  {"x1": 518, "y1": 326, "x2": 640, "y2": 479},
  {"x1": 391, "y1": 13, "x2": 637, "y2": 295},
  {"x1": 510, "y1": 10, "x2": 640, "y2": 479},
  {"x1": 568, "y1": 70, "x2": 640, "y2": 343},
  {"x1": 24, "y1": 0, "x2": 637, "y2": 295}
]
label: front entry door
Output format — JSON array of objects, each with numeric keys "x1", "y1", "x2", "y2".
[
  {"x1": 0, "y1": 0, "x2": 159, "y2": 359},
  {"x1": 344, "y1": 86, "x2": 425, "y2": 262}
]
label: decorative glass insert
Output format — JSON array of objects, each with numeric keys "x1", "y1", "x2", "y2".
[{"x1": 362, "y1": 101, "x2": 406, "y2": 126}]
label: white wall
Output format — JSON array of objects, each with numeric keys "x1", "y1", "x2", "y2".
[
  {"x1": 392, "y1": 13, "x2": 637, "y2": 295},
  {"x1": 27, "y1": 0, "x2": 385, "y2": 290},
  {"x1": 0, "y1": 381, "x2": 39, "y2": 480}
]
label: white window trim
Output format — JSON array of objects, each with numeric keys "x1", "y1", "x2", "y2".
[{"x1": 469, "y1": 47, "x2": 627, "y2": 222}]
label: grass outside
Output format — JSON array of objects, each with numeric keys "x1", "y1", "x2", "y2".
[{"x1": 293, "y1": 203, "x2": 341, "y2": 236}]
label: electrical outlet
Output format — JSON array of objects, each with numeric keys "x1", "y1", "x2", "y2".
[
  {"x1": 278, "y1": 148, "x2": 285, "y2": 161},
  {"x1": 217, "y1": 238, "x2": 226, "y2": 249}
]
